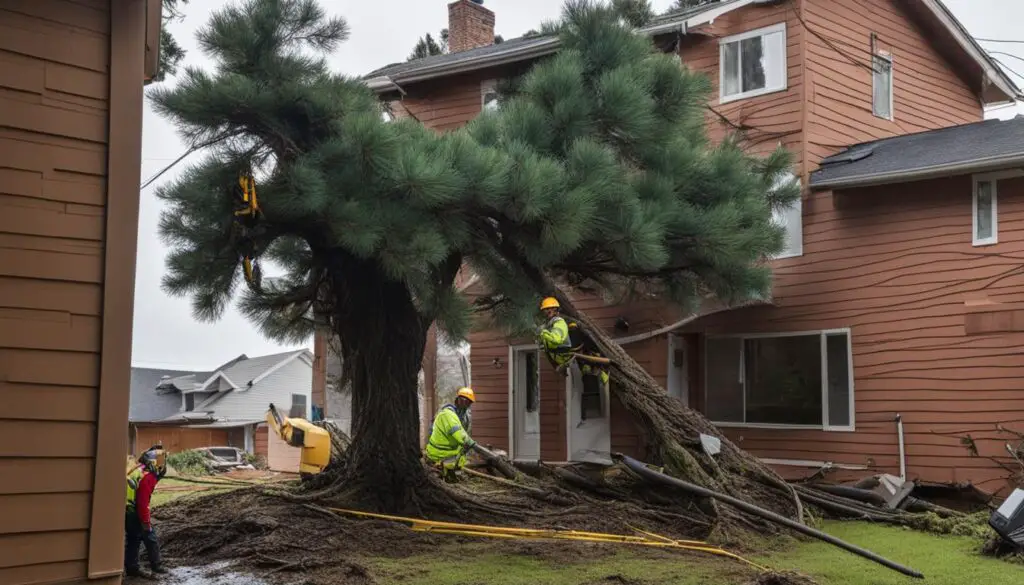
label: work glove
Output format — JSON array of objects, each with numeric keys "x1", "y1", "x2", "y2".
[
  {"x1": 464, "y1": 439, "x2": 477, "y2": 451},
  {"x1": 143, "y1": 523, "x2": 153, "y2": 533}
]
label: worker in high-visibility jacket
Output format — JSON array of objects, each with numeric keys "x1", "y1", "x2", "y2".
[
  {"x1": 125, "y1": 446, "x2": 168, "y2": 577},
  {"x1": 537, "y1": 297, "x2": 609, "y2": 423},
  {"x1": 425, "y1": 387, "x2": 477, "y2": 481}
]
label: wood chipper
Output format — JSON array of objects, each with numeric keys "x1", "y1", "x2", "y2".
[{"x1": 265, "y1": 403, "x2": 331, "y2": 474}]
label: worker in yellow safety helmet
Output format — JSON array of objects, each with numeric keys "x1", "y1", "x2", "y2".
[
  {"x1": 125, "y1": 446, "x2": 168, "y2": 577},
  {"x1": 536, "y1": 297, "x2": 610, "y2": 423},
  {"x1": 425, "y1": 387, "x2": 478, "y2": 481}
]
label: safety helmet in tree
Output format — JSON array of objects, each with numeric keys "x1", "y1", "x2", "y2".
[
  {"x1": 456, "y1": 387, "x2": 476, "y2": 403},
  {"x1": 540, "y1": 297, "x2": 560, "y2": 310}
]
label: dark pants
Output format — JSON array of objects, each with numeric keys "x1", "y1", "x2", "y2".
[{"x1": 124, "y1": 511, "x2": 161, "y2": 570}]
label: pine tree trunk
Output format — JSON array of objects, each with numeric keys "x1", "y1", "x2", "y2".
[{"x1": 328, "y1": 256, "x2": 432, "y2": 512}]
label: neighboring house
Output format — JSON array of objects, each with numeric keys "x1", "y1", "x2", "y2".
[
  {"x1": 129, "y1": 350, "x2": 314, "y2": 460},
  {"x1": 0, "y1": 2, "x2": 161, "y2": 585},
  {"x1": 365, "y1": 0, "x2": 1024, "y2": 494}
]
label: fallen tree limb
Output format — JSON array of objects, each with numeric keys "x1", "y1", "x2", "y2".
[{"x1": 618, "y1": 454, "x2": 925, "y2": 579}]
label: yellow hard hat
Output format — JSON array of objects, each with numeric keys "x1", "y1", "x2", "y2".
[
  {"x1": 540, "y1": 297, "x2": 560, "y2": 310},
  {"x1": 456, "y1": 387, "x2": 476, "y2": 403}
]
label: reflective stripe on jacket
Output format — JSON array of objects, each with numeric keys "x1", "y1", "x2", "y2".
[{"x1": 425, "y1": 405, "x2": 472, "y2": 462}]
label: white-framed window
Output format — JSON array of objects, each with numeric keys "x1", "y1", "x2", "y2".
[
  {"x1": 772, "y1": 172, "x2": 803, "y2": 259},
  {"x1": 872, "y1": 50, "x2": 893, "y2": 120},
  {"x1": 719, "y1": 22, "x2": 787, "y2": 103},
  {"x1": 704, "y1": 329, "x2": 855, "y2": 431},
  {"x1": 973, "y1": 172, "x2": 1004, "y2": 246},
  {"x1": 481, "y1": 79, "x2": 499, "y2": 112}
]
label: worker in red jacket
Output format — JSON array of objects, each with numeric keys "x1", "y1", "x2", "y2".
[{"x1": 125, "y1": 446, "x2": 168, "y2": 576}]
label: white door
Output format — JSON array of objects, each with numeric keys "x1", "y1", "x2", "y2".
[
  {"x1": 567, "y1": 364, "x2": 612, "y2": 464},
  {"x1": 667, "y1": 334, "x2": 689, "y2": 406},
  {"x1": 511, "y1": 348, "x2": 541, "y2": 461}
]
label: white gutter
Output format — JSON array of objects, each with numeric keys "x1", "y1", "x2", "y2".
[
  {"x1": 363, "y1": 0, "x2": 761, "y2": 94},
  {"x1": 811, "y1": 151, "x2": 1024, "y2": 191}
]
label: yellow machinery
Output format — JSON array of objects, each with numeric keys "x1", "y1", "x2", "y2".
[{"x1": 265, "y1": 403, "x2": 331, "y2": 474}]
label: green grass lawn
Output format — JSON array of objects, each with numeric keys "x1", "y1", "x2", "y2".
[
  {"x1": 369, "y1": 521, "x2": 1024, "y2": 585},
  {"x1": 762, "y1": 521, "x2": 1024, "y2": 585}
]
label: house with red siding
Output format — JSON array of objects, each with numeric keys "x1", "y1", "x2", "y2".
[{"x1": 351, "y1": 0, "x2": 1024, "y2": 495}]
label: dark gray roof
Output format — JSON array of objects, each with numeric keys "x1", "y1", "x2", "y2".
[
  {"x1": 130, "y1": 367, "x2": 198, "y2": 423},
  {"x1": 810, "y1": 116, "x2": 1024, "y2": 189},
  {"x1": 366, "y1": 34, "x2": 554, "y2": 79},
  {"x1": 363, "y1": 0, "x2": 741, "y2": 81}
]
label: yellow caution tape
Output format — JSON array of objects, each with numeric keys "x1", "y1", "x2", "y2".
[{"x1": 325, "y1": 506, "x2": 770, "y2": 572}]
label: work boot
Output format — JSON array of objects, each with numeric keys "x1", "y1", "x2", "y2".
[
  {"x1": 125, "y1": 567, "x2": 145, "y2": 578},
  {"x1": 151, "y1": 565, "x2": 169, "y2": 575}
]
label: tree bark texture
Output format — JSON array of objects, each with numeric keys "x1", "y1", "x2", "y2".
[{"x1": 328, "y1": 253, "x2": 431, "y2": 512}]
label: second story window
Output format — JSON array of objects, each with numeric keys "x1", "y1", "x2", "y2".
[
  {"x1": 772, "y1": 173, "x2": 803, "y2": 259},
  {"x1": 719, "y1": 23, "x2": 787, "y2": 103},
  {"x1": 872, "y1": 51, "x2": 893, "y2": 120}
]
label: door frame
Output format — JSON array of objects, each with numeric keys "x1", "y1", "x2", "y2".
[
  {"x1": 507, "y1": 343, "x2": 540, "y2": 461},
  {"x1": 564, "y1": 359, "x2": 612, "y2": 464},
  {"x1": 667, "y1": 333, "x2": 689, "y2": 406}
]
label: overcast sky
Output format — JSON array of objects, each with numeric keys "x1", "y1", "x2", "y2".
[{"x1": 131, "y1": 0, "x2": 1024, "y2": 370}]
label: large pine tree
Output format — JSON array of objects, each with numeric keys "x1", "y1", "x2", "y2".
[{"x1": 152, "y1": 0, "x2": 798, "y2": 516}]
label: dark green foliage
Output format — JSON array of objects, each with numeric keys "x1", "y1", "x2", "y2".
[
  {"x1": 408, "y1": 32, "x2": 446, "y2": 60},
  {"x1": 669, "y1": 0, "x2": 720, "y2": 12},
  {"x1": 154, "y1": 0, "x2": 796, "y2": 348},
  {"x1": 152, "y1": 0, "x2": 189, "y2": 83}
]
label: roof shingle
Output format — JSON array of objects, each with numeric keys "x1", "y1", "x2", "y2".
[{"x1": 810, "y1": 116, "x2": 1024, "y2": 189}]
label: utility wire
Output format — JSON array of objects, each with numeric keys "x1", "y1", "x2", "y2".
[
  {"x1": 991, "y1": 57, "x2": 1024, "y2": 84},
  {"x1": 139, "y1": 133, "x2": 235, "y2": 191},
  {"x1": 976, "y1": 37, "x2": 1024, "y2": 45}
]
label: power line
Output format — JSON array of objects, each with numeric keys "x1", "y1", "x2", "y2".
[
  {"x1": 991, "y1": 57, "x2": 1024, "y2": 84},
  {"x1": 976, "y1": 37, "x2": 1024, "y2": 45}
]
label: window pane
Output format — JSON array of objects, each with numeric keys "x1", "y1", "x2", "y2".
[
  {"x1": 872, "y1": 55, "x2": 892, "y2": 119},
  {"x1": 826, "y1": 333, "x2": 851, "y2": 427},
  {"x1": 976, "y1": 181, "x2": 994, "y2": 241},
  {"x1": 722, "y1": 41, "x2": 741, "y2": 96},
  {"x1": 525, "y1": 351, "x2": 539, "y2": 413},
  {"x1": 706, "y1": 337, "x2": 744, "y2": 422},
  {"x1": 740, "y1": 36, "x2": 766, "y2": 93},
  {"x1": 744, "y1": 335, "x2": 821, "y2": 425},
  {"x1": 763, "y1": 30, "x2": 786, "y2": 90},
  {"x1": 483, "y1": 91, "x2": 499, "y2": 111}
]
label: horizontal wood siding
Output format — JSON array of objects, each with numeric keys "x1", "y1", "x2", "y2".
[
  {"x1": 134, "y1": 426, "x2": 231, "y2": 454},
  {"x1": 680, "y1": 2, "x2": 804, "y2": 168},
  {"x1": 803, "y1": 0, "x2": 982, "y2": 168},
  {"x1": 0, "y1": 2, "x2": 113, "y2": 583},
  {"x1": 389, "y1": 73, "x2": 484, "y2": 132},
  {"x1": 254, "y1": 424, "x2": 269, "y2": 457},
  {"x1": 687, "y1": 175, "x2": 1024, "y2": 493}
]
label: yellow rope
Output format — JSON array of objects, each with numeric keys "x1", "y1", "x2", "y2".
[{"x1": 325, "y1": 506, "x2": 770, "y2": 572}]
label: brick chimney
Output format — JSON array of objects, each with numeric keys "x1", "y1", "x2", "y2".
[{"x1": 448, "y1": 0, "x2": 495, "y2": 53}]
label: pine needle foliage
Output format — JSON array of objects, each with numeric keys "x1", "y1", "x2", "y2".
[{"x1": 152, "y1": 0, "x2": 797, "y2": 348}]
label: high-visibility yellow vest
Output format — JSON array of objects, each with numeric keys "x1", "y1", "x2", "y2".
[{"x1": 126, "y1": 466, "x2": 147, "y2": 510}]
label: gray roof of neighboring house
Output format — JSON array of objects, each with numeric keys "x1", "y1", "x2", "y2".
[
  {"x1": 810, "y1": 116, "x2": 1024, "y2": 189},
  {"x1": 129, "y1": 367, "x2": 199, "y2": 423},
  {"x1": 130, "y1": 349, "x2": 313, "y2": 424}
]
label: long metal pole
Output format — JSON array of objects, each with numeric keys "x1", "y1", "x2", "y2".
[{"x1": 617, "y1": 454, "x2": 924, "y2": 579}]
